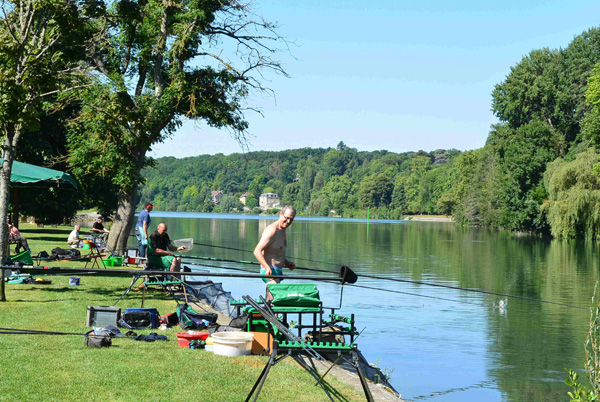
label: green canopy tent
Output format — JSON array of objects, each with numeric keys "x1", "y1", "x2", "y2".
[
  {"x1": 0, "y1": 159, "x2": 78, "y2": 225},
  {"x1": 0, "y1": 160, "x2": 77, "y2": 301},
  {"x1": 1, "y1": 159, "x2": 78, "y2": 189}
]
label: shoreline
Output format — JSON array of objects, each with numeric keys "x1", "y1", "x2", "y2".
[
  {"x1": 73, "y1": 210, "x2": 455, "y2": 224},
  {"x1": 404, "y1": 215, "x2": 455, "y2": 222}
]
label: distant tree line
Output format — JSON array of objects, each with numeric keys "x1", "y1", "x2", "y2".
[{"x1": 138, "y1": 144, "x2": 461, "y2": 219}]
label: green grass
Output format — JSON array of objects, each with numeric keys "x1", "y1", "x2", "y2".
[{"x1": 0, "y1": 224, "x2": 363, "y2": 401}]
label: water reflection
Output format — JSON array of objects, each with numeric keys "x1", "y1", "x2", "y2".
[{"x1": 132, "y1": 213, "x2": 594, "y2": 401}]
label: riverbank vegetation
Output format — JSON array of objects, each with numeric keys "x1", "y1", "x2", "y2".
[{"x1": 0, "y1": 224, "x2": 364, "y2": 401}]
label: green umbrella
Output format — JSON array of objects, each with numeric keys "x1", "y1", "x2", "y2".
[{"x1": 0, "y1": 159, "x2": 77, "y2": 189}]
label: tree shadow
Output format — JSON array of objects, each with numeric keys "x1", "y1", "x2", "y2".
[
  {"x1": 14, "y1": 287, "x2": 84, "y2": 293},
  {"x1": 28, "y1": 236, "x2": 71, "y2": 242},
  {"x1": 12, "y1": 299, "x2": 72, "y2": 303},
  {"x1": 21, "y1": 228, "x2": 71, "y2": 236}
]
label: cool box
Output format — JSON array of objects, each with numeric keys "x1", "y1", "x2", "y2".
[{"x1": 86, "y1": 305, "x2": 121, "y2": 327}]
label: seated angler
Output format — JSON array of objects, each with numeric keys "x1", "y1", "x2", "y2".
[
  {"x1": 147, "y1": 222, "x2": 187, "y2": 272},
  {"x1": 7, "y1": 217, "x2": 29, "y2": 254},
  {"x1": 67, "y1": 225, "x2": 81, "y2": 248},
  {"x1": 91, "y1": 217, "x2": 109, "y2": 242}
]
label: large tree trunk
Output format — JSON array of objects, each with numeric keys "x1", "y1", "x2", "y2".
[
  {"x1": 107, "y1": 186, "x2": 138, "y2": 255},
  {"x1": 106, "y1": 145, "x2": 146, "y2": 254},
  {"x1": 0, "y1": 124, "x2": 18, "y2": 302}
]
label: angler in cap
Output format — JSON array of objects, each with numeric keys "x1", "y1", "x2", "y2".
[
  {"x1": 135, "y1": 202, "x2": 153, "y2": 258},
  {"x1": 254, "y1": 205, "x2": 297, "y2": 301}
]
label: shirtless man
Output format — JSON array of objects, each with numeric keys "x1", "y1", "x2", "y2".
[{"x1": 254, "y1": 205, "x2": 297, "y2": 300}]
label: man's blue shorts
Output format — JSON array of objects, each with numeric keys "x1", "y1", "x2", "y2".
[{"x1": 260, "y1": 266, "x2": 283, "y2": 284}]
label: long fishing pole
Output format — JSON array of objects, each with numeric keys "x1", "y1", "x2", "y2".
[
  {"x1": 346, "y1": 283, "x2": 481, "y2": 306},
  {"x1": 353, "y1": 274, "x2": 587, "y2": 310},
  {"x1": 0, "y1": 328, "x2": 86, "y2": 336},
  {"x1": 192, "y1": 242, "x2": 338, "y2": 266},
  {"x1": 182, "y1": 254, "x2": 340, "y2": 276},
  {"x1": 13, "y1": 266, "x2": 342, "y2": 283},
  {"x1": 182, "y1": 253, "x2": 587, "y2": 310},
  {"x1": 185, "y1": 259, "x2": 552, "y2": 308},
  {"x1": 182, "y1": 259, "x2": 482, "y2": 306}
]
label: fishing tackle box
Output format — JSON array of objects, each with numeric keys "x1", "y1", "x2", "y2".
[{"x1": 86, "y1": 305, "x2": 121, "y2": 327}]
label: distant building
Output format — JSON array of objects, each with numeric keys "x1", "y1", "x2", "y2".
[
  {"x1": 259, "y1": 193, "x2": 279, "y2": 210},
  {"x1": 239, "y1": 192, "x2": 250, "y2": 206},
  {"x1": 211, "y1": 190, "x2": 224, "y2": 204}
]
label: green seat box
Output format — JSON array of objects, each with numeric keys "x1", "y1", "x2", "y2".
[
  {"x1": 11, "y1": 249, "x2": 33, "y2": 265},
  {"x1": 267, "y1": 283, "x2": 320, "y2": 307}
]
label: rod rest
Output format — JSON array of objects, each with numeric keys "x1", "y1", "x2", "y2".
[{"x1": 278, "y1": 340, "x2": 354, "y2": 350}]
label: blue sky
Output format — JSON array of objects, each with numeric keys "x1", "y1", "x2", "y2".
[{"x1": 151, "y1": 0, "x2": 600, "y2": 158}]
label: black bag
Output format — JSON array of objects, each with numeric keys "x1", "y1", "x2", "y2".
[
  {"x1": 176, "y1": 303, "x2": 218, "y2": 330},
  {"x1": 49, "y1": 247, "x2": 81, "y2": 261},
  {"x1": 37, "y1": 251, "x2": 49, "y2": 259},
  {"x1": 229, "y1": 314, "x2": 249, "y2": 329},
  {"x1": 120, "y1": 308, "x2": 160, "y2": 329},
  {"x1": 85, "y1": 333, "x2": 112, "y2": 348},
  {"x1": 160, "y1": 313, "x2": 179, "y2": 327}
]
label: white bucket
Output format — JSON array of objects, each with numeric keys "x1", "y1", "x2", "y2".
[{"x1": 212, "y1": 332, "x2": 254, "y2": 357}]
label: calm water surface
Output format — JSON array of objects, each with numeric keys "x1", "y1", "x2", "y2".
[{"x1": 132, "y1": 212, "x2": 599, "y2": 401}]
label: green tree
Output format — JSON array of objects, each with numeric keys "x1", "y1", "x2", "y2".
[
  {"x1": 68, "y1": 0, "x2": 287, "y2": 253},
  {"x1": 358, "y1": 173, "x2": 393, "y2": 209},
  {"x1": 282, "y1": 181, "x2": 300, "y2": 206},
  {"x1": 219, "y1": 195, "x2": 240, "y2": 213},
  {"x1": 245, "y1": 195, "x2": 258, "y2": 208},
  {"x1": 404, "y1": 156, "x2": 432, "y2": 214},
  {"x1": 248, "y1": 175, "x2": 266, "y2": 197},
  {"x1": 0, "y1": 0, "x2": 88, "y2": 300},
  {"x1": 542, "y1": 149, "x2": 600, "y2": 239},
  {"x1": 492, "y1": 49, "x2": 562, "y2": 132},
  {"x1": 321, "y1": 175, "x2": 353, "y2": 214},
  {"x1": 582, "y1": 63, "x2": 600, "y2": 147}
]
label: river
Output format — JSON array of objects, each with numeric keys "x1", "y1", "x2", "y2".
[{"x1": 130, "y1": 211, "x2": 598, "y2": 401}]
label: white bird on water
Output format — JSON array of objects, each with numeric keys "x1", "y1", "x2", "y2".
[{"x1": 498, "y1": 298, "x2": 508, "y2": 314}]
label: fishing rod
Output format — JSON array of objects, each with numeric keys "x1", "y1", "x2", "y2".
[
  {"x1": 346, "y1": 283, "x2": 481, "y2": 306},
  {"x1": 182, "y1": 260, "x2": 481, "y2": 306},
  {"x1": 192, "y1": 242, "x2": 338, "y2": 267},
  {"x1": 0, "y1": 327, "x2": 86, "y2": 336},
  {"x1": 183, "y1": 254, "x2": 586, "y2": 310},
  {"x1": 182, "y1": 254, "x2": 344, "y2": 276},
  {"x1": 12, "y1": 266, "x2": 343, "y2": 283},
  {"x1": 353, "y1": 274, "x2": 587, "y2": 310},
  {"x1": 181, "y1": 254, "x2": 357, "y2": 285}
]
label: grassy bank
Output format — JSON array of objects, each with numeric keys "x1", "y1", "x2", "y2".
[{"x1": 0, "y1": 224, "x2": 363, "y2": 401}]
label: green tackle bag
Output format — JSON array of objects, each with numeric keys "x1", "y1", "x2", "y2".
[{"x1": 267, "y1": 284, "x2": 320, "y2": 307}]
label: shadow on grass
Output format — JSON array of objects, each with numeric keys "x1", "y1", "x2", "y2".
[
  {"x1": 13, "y1": 287, "x2": 84, "y2": 293},
  {"x1": 26, "y1": 236, "x2": 71, "y2": 242},
  {"x1": 20, "y1": 229, "x2": 71, "y2": 236},
  {"x1": 13, "y1": 299, "x2": 74, "y2": 303}
]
